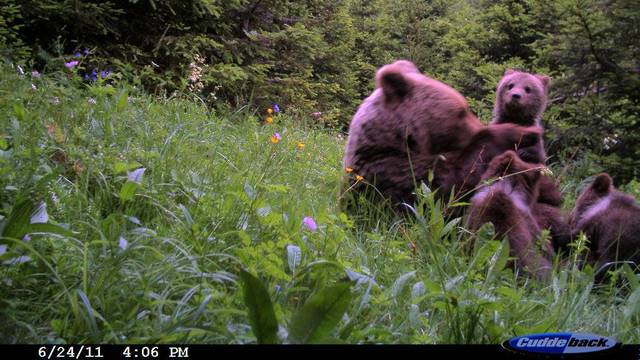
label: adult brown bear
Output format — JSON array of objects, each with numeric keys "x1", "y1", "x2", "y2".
[{"x1": 342, "y1": 60, "x2": 543, "y2": 209}]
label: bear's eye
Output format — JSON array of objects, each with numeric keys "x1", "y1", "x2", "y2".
[
  {"x1": 507, "y1": 84, "x2": 514, "y2": 90},
  {"x1": 524, "y1": 86, "x2": 531, "y2": 93}
]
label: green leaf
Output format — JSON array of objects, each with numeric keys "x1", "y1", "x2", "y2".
[
  {"x1": 623, "y1": 287, "x2": 640, "y2": 319},
  {"x1": 288, "y1": 281, "x2": 353, "y2": 344},
  {"x1": 491, "y1": 240, "x2": 510, "y2": 274},
  {"x1": 441, "y1": 217, "x2": 461, "y2": 237},
  {"x1": 391, "y1": 270, "x2": 416, "y2": 299},
  {"x1": 258, "y1": 184, "x2": 290, "y2": 193},
  {"x1": 2, "y1": 199, "x2": 35, "y2": 240},
  {"x1": 1, "y1": 200, "x2": 75, "y2": 242},
  {"x1": 13, "y1": 104, "x2": 26, "y2": 122},
  {"x1": 117, "y1": 90, "x2": 128, "y2": 112},
  {"x1": 114, "y1": 161, "x2": 142, "y2": 174},
  {"x1": 28, "y1": 223, "x2": 76, "y2": 238},
  {"x1": 119, "y1": 181, "x2": 139, "y2": 201},
  {"x1": 286, "y1": 244, "x2": 301, "y2": 273},
  {"x1": 243, "y1": 182, "x2": 256, "y2": 201},
  {"x1": 0, "y1": 137, "x2": 8, "y2": 150},
  {"x1": 622, "y1": 263, "x2": 639, "y2": 290},
  {"x1": 239, "y1": 270, "x2": 279, "y2": 344}
]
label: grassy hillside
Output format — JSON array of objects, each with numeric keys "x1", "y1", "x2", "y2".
[{"x1": 1, "y1": 64, "x2": 639, "y2": 344}]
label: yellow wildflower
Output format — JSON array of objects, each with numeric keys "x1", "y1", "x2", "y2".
[
  {"x1": 345, "y1": 167, "x2": 353, "y2": 173},
  {"x1": 266, "y1": 116, "x2": 273, "y2": 124},
  {"x1": 267, "y1": 108, "x2": 273, "y2": 115},
  {"x1": 356, "y1": 175, "x2": 364, "y2": 182},
  {"x1": 297, "y1": 142, "x2": 305, "y2": 149},
  {"x1": 540, "y1": 167, "x2": 554, "y2": 177}
]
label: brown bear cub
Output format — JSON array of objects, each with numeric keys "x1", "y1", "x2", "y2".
[
  {"x1": 492, "y1": 69, "x2": 550, "y2": 163},
  {"x1": 342, "y1": 60, "x2": 542, "y2": 209},
  {"x1": 492, "y1": 69, "x2": 550, "y2": 129},
  {"x1": 492, "y1": 69, "x2": 562, "y2": 210},
  {"x1": 467, "y1": 151, "x2": 555, "y2": 279},
  {"x1": 569, "y1": 173, "x2": 640, "y2": 278}
]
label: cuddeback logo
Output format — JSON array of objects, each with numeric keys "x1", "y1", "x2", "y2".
[{"x1": 503, "y1": 332, "x2": 618, "y2": 354}]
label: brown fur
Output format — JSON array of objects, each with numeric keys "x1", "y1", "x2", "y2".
[
  {"x1": 467, "y1": 151, "x2": 555, "y2": 279},
  {"x1": 536, "y1": 176, "x2": 563, "y2": 207},
  {"x1": 492, "y1": 69, "x2": 550, "y2": 167},
  {"x1": 569, "y1": 173, "x2": 640, "y2": 278},
  {"x1": 492, "y1": 69, "x2": 562, "y2": 210},
  {"x1": 534, "y1": 202, "x2": 572, "y2": 254},
  {"x1": 432, "y1": 124, "x2": 543, "y2": 202},
  {"x1": 342, "y1": 61, "x2": 547, "y2": 209},
  {"x1": 492, "y1": 69, "x2": 550, "y2": 128}
]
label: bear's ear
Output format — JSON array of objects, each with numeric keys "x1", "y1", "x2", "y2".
[
  {"x1": 504, "y1": 69, "x2": 516, "y2": 76},
  {"x1": 536, "y1": 74, "x2": 550, "y2": 88},
  {"x1": 389, "y1": 60, "x2": 420, "y2": 74},
  {"x1": 591, "y1": 173, "x2": 612, "y2": 195},
  {"x1": 376, "y1": 61, "x2": 416, "y2": 101}
]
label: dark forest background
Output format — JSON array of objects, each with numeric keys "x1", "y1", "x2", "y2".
[{"x1": 1, "y1": 0, "x2": 639, "y2": 181}]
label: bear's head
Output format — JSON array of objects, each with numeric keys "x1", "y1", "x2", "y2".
[
  {"x1": 575, "y1": 173, "x2": 613, "y2": 209},
  {"x1": 493, "y1": 69, "x2": 550, "y2": 127},
  {"x1": 570, "y1": 173, "x2": 614, "y2": 226},
  {"x1": 370, "y1": 60, "x2": 483, "y2": 153},
  {"x1": 474, "y1": 150, "x2": 543, "y2": 209}
]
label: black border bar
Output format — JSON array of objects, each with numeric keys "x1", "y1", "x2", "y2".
[{"x1": 1, "y1": 344, "x2": 638, "y2": 360}]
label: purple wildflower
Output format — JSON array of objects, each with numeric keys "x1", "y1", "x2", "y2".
[
  {"x1": 65, "y1": 60, "x2": 79, "y2": 69},
  {"x1": 100, "y1": 69, "x2": 110, "y2": 79},
  {"x1": 302, "y1": 216, "x2": 317, "y2": 232},
  {"x1": 270, "y1": 132, "x2": 282, "y2": 143},
  {"x1": 74, "y1": 52, "x2": 82, "y2": 58},
  {"x1": 119, "y1": 237, "x2": 128, "y2": 250},
  {"x1": 83, "y1": 48, "x2": 90, "y2": 55},
  {"x1": 273, "y1": 103, "x2": 280, "y2": 113},
  {"x1": 31, "y1": 70, "x2": 41, "y2": 78}
]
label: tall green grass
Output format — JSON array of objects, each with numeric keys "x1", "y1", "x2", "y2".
[{"x1": 0, "y1": 64, "x2": 638, "y2": 344}]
